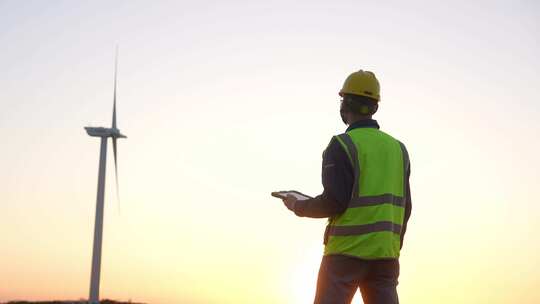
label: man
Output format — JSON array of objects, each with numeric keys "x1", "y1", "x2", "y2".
[{"x1": 282, "y1": 70, "x2": 412, "y2": 304}]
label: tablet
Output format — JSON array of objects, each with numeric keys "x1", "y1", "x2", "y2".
[{"x1": 271, "y1": 190, "x2": 312, "y2": 201}]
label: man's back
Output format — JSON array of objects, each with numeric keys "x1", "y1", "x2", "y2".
[
  {"x1": 325, "y1": 127, "x2": 410, "y2": 259},
  {"x1": 347, "y1": 128, "x2": 406, "y2": 198}
]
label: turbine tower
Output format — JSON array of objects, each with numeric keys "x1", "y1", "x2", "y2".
[{"x1": 85, "y1": 51, "x2": 126, "y2": 304}]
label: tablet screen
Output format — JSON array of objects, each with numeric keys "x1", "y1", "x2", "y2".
[{"x1": 271, "y1": 191, "x2": 312, "y2": 200}]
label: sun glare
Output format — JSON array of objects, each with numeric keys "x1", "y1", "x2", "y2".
[
  {"x1": 286, "y1": 245, "x2": 367, "y2": 304},
  {"x1": 286, "y1": 245, "x2": 366, "y2": 304},
  {"x1": 288, "y1": 248, "x2": 319, "y2": 304}
]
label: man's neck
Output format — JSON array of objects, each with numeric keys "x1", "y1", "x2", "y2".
[
  {"x1": 348, "y1": 116, "x2": 373, "y2": 125},
  {"x1": 346, "y1": 118, "x2": 379, "y2": 132}
]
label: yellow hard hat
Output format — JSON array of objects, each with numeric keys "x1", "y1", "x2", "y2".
[{"x1": 339, "y1": 70, "x2": 380, "y2": 101}]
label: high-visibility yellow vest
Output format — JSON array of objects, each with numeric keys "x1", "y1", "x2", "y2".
[{"x1": 324, "y1": 127, "x2": 409, "y2": 259}]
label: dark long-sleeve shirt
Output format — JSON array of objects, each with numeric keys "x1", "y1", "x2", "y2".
[{"x1": 293, "y1": 119, "x2": 412, "y2": 248}]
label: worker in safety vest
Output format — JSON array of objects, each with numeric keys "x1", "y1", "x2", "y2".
[{"x1": 282, "y1": 70, "x2": 412, "y2": 304}]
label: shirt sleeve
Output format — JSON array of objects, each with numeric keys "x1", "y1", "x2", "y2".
[
  {"x1": 400, "y1": 165, "x2": 412, "y2": 248},
  {"x1": 293, "y1": 137, "x2": 354, "y2": 218}
]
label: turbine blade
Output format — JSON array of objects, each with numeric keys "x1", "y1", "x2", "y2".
[
  {"x1": 112, "y1": 137, "x2": 121, "y2": 214},
  {"x1": 112, "y1": 47, "x2": 118, "y2": 129}
]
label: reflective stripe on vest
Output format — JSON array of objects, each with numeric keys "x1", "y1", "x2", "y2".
[
  {"x1": 329, "y1": 221, "x2": 402, "y2": 236},
  {"x1": 324, "y1": 129, "x2": 409, "y2": 259}
]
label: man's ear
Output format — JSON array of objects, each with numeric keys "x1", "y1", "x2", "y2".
[{"x1": 372, "y1": 103, "x2": 379, "y2": 114}]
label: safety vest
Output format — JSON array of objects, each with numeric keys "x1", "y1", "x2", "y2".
[{"x1": 324, "y1": 127, "x2": 409, "y2": 259}]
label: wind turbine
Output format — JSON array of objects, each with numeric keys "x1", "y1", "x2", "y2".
[{"x1": 84, "y1": 51, "x2": 126, "y2": 304}]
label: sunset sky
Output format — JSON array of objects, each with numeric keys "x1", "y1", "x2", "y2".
[{"x1": 1, "y1": 1, "x2": 540, "y2": 303}]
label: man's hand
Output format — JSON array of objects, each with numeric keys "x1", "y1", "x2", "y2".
[{"x1": 282, "y1": 194, "x2": 298, "y2": 212}]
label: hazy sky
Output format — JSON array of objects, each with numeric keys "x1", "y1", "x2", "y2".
[{"x1": 1, "y1": 1, "x2": 539, "y2": 303}]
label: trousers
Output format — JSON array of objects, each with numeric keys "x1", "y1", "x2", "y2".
[{"x1": 314, "y1": 255, "x2": 400, "y2": 304}]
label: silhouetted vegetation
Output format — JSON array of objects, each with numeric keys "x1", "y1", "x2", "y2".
[{"x1": 4, "y1": 300, "x2": 146, "y2": 304}]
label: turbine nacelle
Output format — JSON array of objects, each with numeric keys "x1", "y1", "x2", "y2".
[{"x1": 85, "y1": 126, "x2": 127, "y2": 138}]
